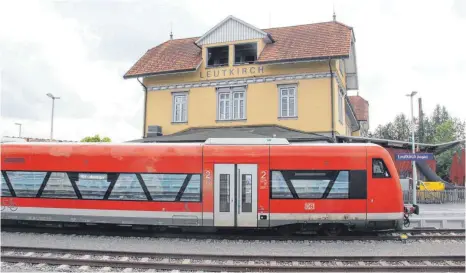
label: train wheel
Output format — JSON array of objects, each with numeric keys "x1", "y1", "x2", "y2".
[{"x1": 321, "y1": 224, "x2": 345, "y2": 236}]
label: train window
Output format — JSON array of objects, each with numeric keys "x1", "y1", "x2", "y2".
[
  {"x1": 1, "y1": 173, "x2": 12, "y2": 196},
  {"x1": 219, "y1": 174, "x2": 230, "y2": 212},
  {"x1": 270, "y1": 171, "x2": 294, "y2": 198},
  {"x1": 76, "y1": 173, "x2": 110, "y2": 199},
  {"x1": 241, "y1": 174, "x2": 252, "y2": 212},
  {"x1": 372, "y1": 159, "x2": 391, "y2": 178},
  {"x1": 108, "y1": 174, "x2": 147, "y2": 200},
  {"x1": 179, "y1": 174, "x2": 201, "y2": 202},
  {"x1": 41, "y1": 172, "x2": 77, "y2": 198},
  {"x1": 327, "y1": 171, "x2": 349, "y2": 199},
  {"x1": 141, "y1": 173, "x2": 199, "y2": 201},
  {"x1": 6, "y1": 171, "x2": 46, "y2": 197},
  {"x1": 271, "y1": 170, "x2": 349, "y2": 199}
]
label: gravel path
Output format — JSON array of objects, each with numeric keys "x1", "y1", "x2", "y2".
[{"x1": 1, "y1": 232, "x2": 465, "y2": 257}]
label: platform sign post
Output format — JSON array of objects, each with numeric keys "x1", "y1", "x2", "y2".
[
  {"x1": 396, "y1": 152, "x2": 433, "y2": 207},
  {"x1": 395, "y1": 153, "x2": 434, "y2": 161}
]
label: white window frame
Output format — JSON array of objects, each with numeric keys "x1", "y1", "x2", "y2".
[
  {"x1": 278, "y1": 84, "x2": 298, "y2": 118},
  {"x1": 172, "y1": 91, "x2": 188, "y2": 123},
  {"x1": 216, "y1": 86, "x2": 247, "y2": 121},
  {"x1": 338, "y1": 88, "x2": 344, "y2": 124}
]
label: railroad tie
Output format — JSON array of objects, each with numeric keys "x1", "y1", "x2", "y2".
[
  {"x1": 401, "y1": 261, "x2": 410, "y2": 266},
  {"x1": 445, "y1": 260, "x2": 456, "y2": 266},
  {"x1": 78, "y1": 265, "x2": 90, "y2": 271},
  {"x1": 379, "y1": 260, "x2": 389, "y2": 266},
  {"x1": 140, "y1": 257, "x2": 149, "y2": 262},
  {"x1": 123, "y1": 268, "x2": 133, "y2": 272},
  {"x1": 57, "y1": 265, "x2": 70, "y2": 270}
]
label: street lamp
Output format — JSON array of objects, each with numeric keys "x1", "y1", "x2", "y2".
[
  {"x1": 46, "y1": 93, "x2": 60, "y2": 141},
  {"x1": 406, "y1": 91, "x2": 418, "y2": 205},
  {"x1": 14, "y1": 123, "x2": 22, "y2": 137}
]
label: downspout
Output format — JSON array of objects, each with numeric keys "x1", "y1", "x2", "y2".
[
  {"x1": 137, "y1": 77, "x2": 148, "y2": 138},
  {"x1": 328, "y1": 58, "x2": 335, "y2": 141}
]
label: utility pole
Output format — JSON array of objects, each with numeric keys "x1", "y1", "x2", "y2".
[
  {"x1": 14, "y1": 123, "x2": 22, "y2": 137},
  {"x1": 406, "y1": 91, "x2": 418, "y2": 205},
  {"x1": 46, "y1": 93, "x2": 60, "y2": 141}
]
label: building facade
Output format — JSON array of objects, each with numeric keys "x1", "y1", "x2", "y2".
[{"x1": 124, "y1": 16, "x2": 363, "y2": 141}]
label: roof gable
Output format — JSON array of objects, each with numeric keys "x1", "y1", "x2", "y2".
[{"x1": 195, "y1": 15, "x2": 270, "y2": 46}]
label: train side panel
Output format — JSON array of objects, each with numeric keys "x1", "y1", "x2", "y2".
[
  {"x1": 269, "y1": 144, "x2": 368, "y2": 228},
  {"x1": 1, "y1": 143, "x2": 205, "y2": 226},
  {"x1": 366, "y1": 145, "x2": 404, "y2": 230}
]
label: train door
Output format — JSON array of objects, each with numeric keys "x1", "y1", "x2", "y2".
[
  {"x1": 213, "y1": 164, "x2": 258, "y2": 227},
  {"x1": 366, "y1": 156, "x2": 398, "y2": 220}
]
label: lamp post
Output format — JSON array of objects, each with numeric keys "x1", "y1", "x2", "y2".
[
  {"x1": 406, "y1": 91, "x2": 418, "y2": 205},
  {"x1": 14, "y1": 123, "x2": 22, "y2": 137},
  {"x1": 46, "y1": 93, "x2": 60, "y2": 141}
]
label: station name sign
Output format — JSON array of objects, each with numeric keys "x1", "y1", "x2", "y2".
[
  {"x1": 395, "y1": 153, "x2": 434, "y2": 161},
  {"x1": 200, "y1": 66, "x2": 265, "y2": 79}
]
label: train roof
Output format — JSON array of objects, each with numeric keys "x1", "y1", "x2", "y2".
[{"x1": 1, "y1": 138, "x2": 382, "y2": 148}]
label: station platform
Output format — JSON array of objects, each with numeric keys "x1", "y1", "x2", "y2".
[{"x1": 405, "y1": 203, "x2": 465, "y2": 230}]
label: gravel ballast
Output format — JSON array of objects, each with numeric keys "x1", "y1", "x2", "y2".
[{"x1": 1, "y1": 232, "x2": 465, "y2": 257}]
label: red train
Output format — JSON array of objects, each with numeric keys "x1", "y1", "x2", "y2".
[{"x1": 1, "y1": 138, "x2": 411, "y2": 235}]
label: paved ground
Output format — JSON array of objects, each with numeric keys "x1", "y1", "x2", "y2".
[
  {"x1": 405, "y1": 203, "x2": 465, "y2": 229},
  {"x1": 413, "y1": 203, "x2": 465, "y2": 218}
]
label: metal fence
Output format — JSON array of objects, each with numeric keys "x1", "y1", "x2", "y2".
[{"x1": 403, "y1": 189, "x2": 465, "y2": 204}]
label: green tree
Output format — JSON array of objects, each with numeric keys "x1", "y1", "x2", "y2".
[
  {"x1": 370, "y1": 104, "x2": 465, "y2": 179},
  {"x1": 80, "y1": 134, "x2": 111, "y2": 143}
]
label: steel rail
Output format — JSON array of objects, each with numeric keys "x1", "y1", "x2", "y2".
[{"x1": 1, "y1": 246, "x2": 464, "y2": 272}]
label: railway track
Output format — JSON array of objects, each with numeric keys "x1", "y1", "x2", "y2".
[
  {"x1": 1, "y1": 225, "x2": 464, "y2": 241},
  {"x1": 1, "y1": 246, "x2": 464, "y2": 272}
]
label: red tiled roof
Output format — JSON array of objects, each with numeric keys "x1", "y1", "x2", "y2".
[
  {"x1": 124, "y1": 21, "x2": 353, "y2": 79},
  {"x1": 124, "y1": 37, "x2": 202, "y2": 78},
  {"x1": 348, "y1": 95, "x2": 369, "y2": 121}
]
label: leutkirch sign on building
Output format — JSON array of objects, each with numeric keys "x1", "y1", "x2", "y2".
[
  {"x1": 200, "y1": 66, "x2": 265, "y2": 79},
  {"x1": 123, "y1": 15, "x2": 362, "y2": 139}
]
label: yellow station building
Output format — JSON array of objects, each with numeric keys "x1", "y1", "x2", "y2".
[{"x1": 124, "y1": 15, "x2": 369, "y2": 142}]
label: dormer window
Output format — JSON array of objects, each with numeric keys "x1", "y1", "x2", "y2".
[
  {"x1": 234, "y1": 43, "x2": 257, "y2": 65},
  {"x1": 207, "y1": 46, "x2": 229, "y2": 67}
]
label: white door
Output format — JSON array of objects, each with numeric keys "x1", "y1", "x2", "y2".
[
  {"x1": 214, "y1": 164, "x2": 235, "y2": 226},
  {"x1": 213, "y1": 164, "x2": 257, "y2": 227}
]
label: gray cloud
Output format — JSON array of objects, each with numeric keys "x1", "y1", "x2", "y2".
[
  {"x1": 452, "y1": 0, "x2": 466, "y2": 18},
  {"x1": 1, "y1": 44, "x2": 96, "y2": 121},
  {"x1": 53, "y1": 0, "x2": 208, "y2": 64}
]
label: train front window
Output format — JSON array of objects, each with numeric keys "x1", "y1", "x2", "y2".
[{"x1": 372, "y1": 159, "x2": 391, "y2": 178}]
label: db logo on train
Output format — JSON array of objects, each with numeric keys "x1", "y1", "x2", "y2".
[
  {"x1": 304, "y1": 202, "x2": 315, "y2": 211},
  {"x1": 1, "y1": 198, "x2": 17, "y2": 211}
]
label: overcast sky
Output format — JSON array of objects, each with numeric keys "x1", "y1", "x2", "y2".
[{"x1": 1, "y1": 0, "x2": 465, "y2": 142}]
